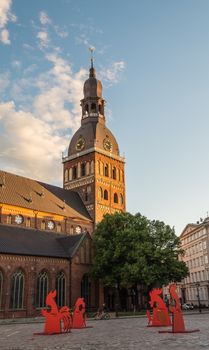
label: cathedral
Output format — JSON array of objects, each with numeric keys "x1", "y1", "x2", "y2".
[{"x1": 0, "y1": 58, "x2": 126, "y2": 318}]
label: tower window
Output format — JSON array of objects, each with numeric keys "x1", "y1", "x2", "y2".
[
  {"x1": 81, "y1": 163, "x2": 86, "y2": 176},
  {"x1": 120, "y1": 194, "x2": 124, "y2": 205},
  {"x1": 85, "y1": 186, "x2": 91, "y2": 201},
  {"x1": 114, "y1": 193, "x2": 118, "y2": 203},
  {"x1": 112, "y1": 167, "x2": 116, "y2": 180},
  {"x1": 104, "y1": 164, "x2": 109, "y2": 177},
  {"x1": 104, "y1": 190, "x2": 108, "y2": 200},
  {"x1": 72, "y1": 166, "x2": 77, "y2": 179},
  {"x1": 98, "y1": 187, "x2": 103, "y2": 200},
  {"x1": 91, "y1": 103, "x2": 96, "y2": 112},
  {"x1": 85, "y1": 104, "x2": 89, "y2": 113}
]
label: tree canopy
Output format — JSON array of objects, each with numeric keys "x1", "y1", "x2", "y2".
[{"x1": 91, "y1": 212, "x2": 188, "y2": 289}]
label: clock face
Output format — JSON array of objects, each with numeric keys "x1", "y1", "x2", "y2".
[
  {"x1": 75, "y1": 226, "x2": 82, "y2": 234},
  {"x1": 103, "y1": 138, "x2": 112, "y2": 152},
  {"x1": 47, "y1": 220, "x2": 55, "y2": 230},
  {"x1": 15, "y1": 214, "x2": 24, "y2": 225},
  {"x1": 76, "y1": 137, "x2": 85, "y2": 151}
]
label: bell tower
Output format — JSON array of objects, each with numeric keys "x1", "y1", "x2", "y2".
[{"x1": 62, "y1": 55, "x2": 126, "y2": 224}]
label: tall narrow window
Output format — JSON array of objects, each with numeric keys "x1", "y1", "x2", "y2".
[
  {"x1": 81, "y1": 274, "x2": 91, "y2": 307},
  {"x1": 72, "y1": 166, "x2": 77, "y2": 180},
  {"x1": 91, "y1": 103, "x2": 96, "y2": 112},
  {"x1": 69, "y1": 168, "x2": 72, "y2": 181},
  {"x1": 86, "y1": 162, "x2": 90, "y2": 175},
  {"x1": 90, "y1": 160, "x2": 94, "y2": 174},
  {"x1": 26, "y1": 217, "x2": 31, "y2": 227},
  {"x1": 64, "y1": 169, "x2": 68, "y2": 182},
  {"x1": 36, "y1": 271, "x2": 48, "y2": 308},
  {"x1": 10, "y1": 269, "x2": 24, "y2": 309},
  {"x1": 56, "y1": 271, "x2": 66, "y2": 308},
  {"x1": 81, "y1": 163, "x2": 86, "y2": 176},
  {"x1": 114, "y1": 193, "x2": 118, "y2": 203},
  {"x1": 112, "y1": 167, "x2": 116, "y2": 180},
  {"x1": 0, "y1": 271, "x2": 3, "y2": 309},
  {"x1": 104, "y1": 190, "x2": 108, "y2": 200},
  {"x1": 104, "y1": 164, "x2": 109, "y2": 177},
  {"x1": 98, "y1": 187, "x2": 103, "y2": 200},
  {"x1": 120, "y1": 194, "x2": 124, "y2": 205},
  {"x1": 85, "y1": 185, "x2": 91, "y2": 201}
]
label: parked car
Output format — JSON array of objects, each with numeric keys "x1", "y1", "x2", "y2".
[{"x1": 182, "y1": 303, "x2": 194, "y2": 310}]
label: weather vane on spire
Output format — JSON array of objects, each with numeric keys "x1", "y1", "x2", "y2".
[{"x1": 89, "y1": 46, "x2": 95, "y2": 68}]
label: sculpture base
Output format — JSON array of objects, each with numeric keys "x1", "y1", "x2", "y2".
[{"x1": 159, "y1": 329, "x2": 200, "y2": 334}]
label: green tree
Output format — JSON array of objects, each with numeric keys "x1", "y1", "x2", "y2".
[{"x1": 91, "y1": 212, "x2": 188, "y2": 291}]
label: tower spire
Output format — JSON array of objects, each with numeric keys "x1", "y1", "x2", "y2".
[{"x1": 89, "y1": 47, "x2": 96, "y2": 77}]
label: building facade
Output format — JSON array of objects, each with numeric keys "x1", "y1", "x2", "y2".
[{"x1": 178, "y1": 219, "x2": 209, "y2": 307}]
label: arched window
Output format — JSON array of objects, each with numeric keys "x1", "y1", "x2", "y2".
[
  {"x1": 7, "y1": 214, "x2": 12, "y2": 224},
  {"x1": 91, "y1": 160, "x2": 94, "y2": 174},
  {"x1": 114, "y1": 193, "x2": 118, "y2": 203},
  {"x1": 36, "y1": 271, "x2": 48, "y2": 308},
  {"x1": 85, "y1": 185, "x2": 91, "y2": 201},
  {"x1": 97, "y1": 161, "x2": 100, "y2": 174},
  {"x1": 72, "y1": 166, "x2": 77, "y2": 180},
  {"x1": 56, "y1": 271, "x2": 66, "y2": 307},
  {"x1": 0, "y1": 271, "x2": 3, "y2": 309},
  {"x1": 77, "y1": 162, "x2": 81, "y2": 178},
  {"x1": 64, "y1": 169, "x2": 68, "y2": 182},
  {"x1": 120, "y1": 194, "x2": 124, "y2": 205},
  {"x1": 98, "y1": 187, "x2": 103, "y2": 200},
  {"x1": 112, "y1": 167, "x2": 116, "y2": 180},
  {"x1": 85, "y1": 104, "x2": 89, "y2": 113},
  {"x1": 86, "y1": 162, "x2": 90, "y2": 175},
  {"x1": 81, "y1": 274, "x2": 91, "y2": 307},
  {"x1": 104, "y1": 164, "x2": 109, "y2": 177},
  {"x1": 10, "y1": 269, "x2": 24, "y2": 309},
  {"x1": 26, "y1": 217, "x2": 31, "y2": 227},
  {"x1": 104, "y1": 190, "x2": 108, "y2": 200},
  {"x1": 69, "y1": 168, "x2": 72, "y2": 181},
  {"x1": 41, "y1": 220, "x2": 46, "y2": 230},
  {"x1": 81, "y1": 163, "x2": 86, "y2": 177},
  {"x1": 91, "y1": 103, "x2": 96, "y2": 112}
]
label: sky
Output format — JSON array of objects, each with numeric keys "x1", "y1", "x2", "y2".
[{"x1": 0, "y1": 0, "x2": 209, "y2": 235}]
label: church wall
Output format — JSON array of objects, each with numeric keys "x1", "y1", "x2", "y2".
[{"x1": 0, "y1": 254, "x2": 70, "y2": 319}]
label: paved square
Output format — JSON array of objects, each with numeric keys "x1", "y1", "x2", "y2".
[{"x1": 0, "y1": 314, "x2": 209, "y2": 349}]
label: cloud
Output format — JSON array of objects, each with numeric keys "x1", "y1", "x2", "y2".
[
  {"x1": 0, "y1": 0, "x2": 16, "y2": 45},
  {"x1": 100, "y1": 61, "x2": 126, "y2": 85},
  {"x1": 37, "y1": 30, "x2": 49, "y2": 48},
  {"x1": 0, "y1": 53, "x2": 87, "y2": 184},
  {"x1": 39, "y1": 11, "x2": 51, "y2": 25}
]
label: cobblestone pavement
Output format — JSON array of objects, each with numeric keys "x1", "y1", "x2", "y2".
[{"x1": 0, "y1": 314, "x2": 209, "y2": 350}]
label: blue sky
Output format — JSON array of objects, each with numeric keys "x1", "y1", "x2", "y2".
[{"x1": 0, "y1": 0, "x2": 209, "y2": 234}]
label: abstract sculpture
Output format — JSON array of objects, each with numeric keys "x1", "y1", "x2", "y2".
[
  {"x1": 159, "y1": 284, "x2": 199, "y2": 334},
  {"x1": 146, "y1": 288, "x2": 171, "y2": 327},
  {"x1": 72, "y1": 297, "x2": 86, "y2": 329},
  {"x1": 40, "y1": 290, "x2": 72, "y2": 334}
]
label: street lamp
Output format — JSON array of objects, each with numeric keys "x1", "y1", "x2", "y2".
[{"x1": 196, "y1": 283, "x2": 202, "y2": 313}]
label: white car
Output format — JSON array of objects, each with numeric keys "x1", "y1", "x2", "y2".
[{"x1": 182, "y1": 303, "x2": 194, "y2": 310}]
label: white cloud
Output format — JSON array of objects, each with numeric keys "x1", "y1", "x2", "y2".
[
  {"x1": 37, "y1": 30, "x2": 49, "y2": 48},
  {"x1": 0, "y1": 0, "x2": 16, "y2": 45},
  {"x1": 100, "y1": 61, "x2": 126, "y2": 85},
  {"x1": 39, "y1": 11, "x2": 51, "y2": 25},
  {"x1": 0, "y1": 53, "x2": 87, "y2": 183}
]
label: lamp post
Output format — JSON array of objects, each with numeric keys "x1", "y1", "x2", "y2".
[{"x1": 196, "y1": 283, "x2": 202, "y2": 313}]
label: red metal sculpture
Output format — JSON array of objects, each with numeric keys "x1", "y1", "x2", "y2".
[
  {"x1": 146, "y1": 288, "x2": 171, "y2": 327},
  {"x1": 159, "y1": 283, "x2": 199, "y2": 334},
  {"x1": 41, "y1": 290, "x2": 72, "y2": 334},
  {"x1": 72, "y1": 297, "x2": 86, "y2": 329}
]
